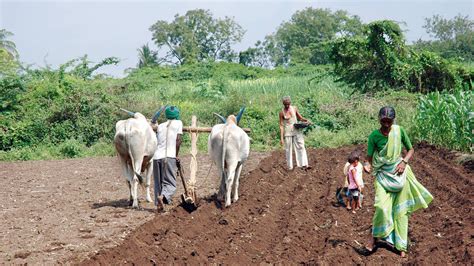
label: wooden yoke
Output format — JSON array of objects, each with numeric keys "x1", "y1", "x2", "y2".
[{"x1": 183, "y1": 127, "x2": 251, "y2": 133}]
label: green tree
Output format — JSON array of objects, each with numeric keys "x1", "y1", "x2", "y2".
[
  {"x1": 424, "y1": 14, "x2": 473, "y2": 41},
  {"x1": 0, "y1": 29, "x2": 18, "y2": 59},
  {"x1": 266, "y1": 8, "x2": 363, "y2": 66},
  {"x1": 413, "y1": 14, "x2": 474, "y2": 61},
  {"x1": 330, "y1": 20, "x2": 471, "y2": 93},
  {"x1": 239, "y1": 41, "x2": 271, "y2": 67},
  {"x1": 137, "y1": 43, "x2": 159, "y2": 68},
  {"x1": 150, "y1": 9, "x2": 245, "y2": 65}
]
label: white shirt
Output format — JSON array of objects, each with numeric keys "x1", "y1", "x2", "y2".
[
  {"x1": 153, "y1": 120, "x2": 183, "y2": 160},
  {"x1": 343, "y1": 162, "x2": 364, "y2": 188}
]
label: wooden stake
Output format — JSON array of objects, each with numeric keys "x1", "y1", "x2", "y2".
[{"x1": 189, "y1": 116, "x2": 198, "y2": 188}]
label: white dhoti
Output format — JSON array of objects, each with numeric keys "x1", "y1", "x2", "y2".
[{"x1": 284, "y1": 133, "x2": 308, "y2": 170}]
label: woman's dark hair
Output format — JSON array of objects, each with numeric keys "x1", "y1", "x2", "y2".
[
  {"x1": 348, "y1": 151, "x2": 360, "y2": 163},
  {"x1": 378, "y1": 106, "x2": 396, "y2": 120}
]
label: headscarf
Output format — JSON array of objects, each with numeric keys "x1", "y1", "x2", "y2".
[{"x1": 165, "y1": 106, "x2": 180, "y2": 120}]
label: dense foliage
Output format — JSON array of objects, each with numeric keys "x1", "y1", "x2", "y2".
[
  {"x1": 413, "y1": 14, "x2": 474, "y2": 61},
  {"x1": 240, "y1": 8, "x2": 363, "y2": 67},
  {"x1": 149, "y1": 9, "x2": 244, "y2": 64},
  {"x1": 1, "y1": 10, "x2": 472, "y2": 160},
  {"x1": 330, "y1": 20, "x2": 473, "y2": 93}
]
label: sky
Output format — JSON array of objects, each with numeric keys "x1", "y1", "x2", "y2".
[{"x1": 1, "y1": 0, "x2": 473, "y2": 77}]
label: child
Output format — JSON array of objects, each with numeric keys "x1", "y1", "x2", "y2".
[{"x1": 345, "y1": 152, "x2": 363, "y2": 213}]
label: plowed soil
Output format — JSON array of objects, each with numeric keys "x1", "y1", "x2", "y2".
[
  {"x1": 80, "y1": 144, "x2": 473, "y2": 265},
  {"x1": 0, "y1": 152, "x2": 266, "y2": 264}
]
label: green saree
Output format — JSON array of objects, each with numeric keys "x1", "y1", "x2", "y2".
[{"x1": 371, "y1": 125, "x2": 433, "y2": 251}]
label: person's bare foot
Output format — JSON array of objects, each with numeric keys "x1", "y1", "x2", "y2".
[
  {"x1": 156, "y1": 195, "x2": 164, "y2": 213},
  {"x1": 400, "y1": 251, "x2": 406, "y2": 258},
  {"x1": 366, "y1": 237, "x2": 375, "y2": 252},
  {"x1": 352, "y1": 210, "x2": 356, "y2": 214},
  {"x1": 346, "y1": 206, "x2": 352, "y2": 210}
]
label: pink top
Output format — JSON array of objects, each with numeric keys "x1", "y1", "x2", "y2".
[{"x1": 347, "y1": 165, "x2": 358, "y2": 189}]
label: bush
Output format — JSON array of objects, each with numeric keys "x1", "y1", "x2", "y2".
[
  {"x1": 330, "y1": 20, "x2": 473, "y2": 93},
  {"x1": 58, "y1": 138, "x2": 85, "y2": 158}
]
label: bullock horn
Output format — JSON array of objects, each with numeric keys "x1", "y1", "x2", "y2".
[
  {"x1": 119, "y1": 108, "x2": 135, "y2": 117},
  {"x1": 213, "y1": 113, "x2": 226, "y2": 123},
  {"x1": 151, "y1": 105, "x2": 167, "y2": 123},
  {"x1": 236, "y1": 106, "x2": 246, "y2": 125}
]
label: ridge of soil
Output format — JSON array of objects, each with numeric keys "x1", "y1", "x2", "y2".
[{"x1": 81, "y1": 145, "x2": 473, "y2": 265}]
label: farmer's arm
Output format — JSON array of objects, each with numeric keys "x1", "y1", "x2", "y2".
[
  {"x1": 294, "y1": 107, "x2": 309, "y2": 123},
  {"x1": 396, "y1": 127, "x2": 414, "y2": 174},
  {"x1": 279, "y1": 111, "x2": 285, "y2": 145},
  {"x1": 365, "y1": 133, "x2": 375, "y2": 173},
  {"x1": 176, "y1": 134, "x2": 182, "y2": 158}
]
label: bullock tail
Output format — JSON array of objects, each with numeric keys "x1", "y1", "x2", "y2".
[
  {"x1": 221, "y1": 124, "x2": 229, "y2": 171},
  {"x1": 126, "y1": 121, "x2": 144, "y2": 184}
]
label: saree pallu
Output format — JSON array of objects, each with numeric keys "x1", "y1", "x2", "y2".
[{"x1": 371, "y1": 125, "x2": 433, "y2": 251}]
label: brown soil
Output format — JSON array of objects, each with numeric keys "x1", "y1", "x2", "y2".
[
  {"x1": 80, "y1": 144, "x2": 473, "y2": 265},
  {"x1": 0, "y1": 152, "x2": 266, "y2": 264}
]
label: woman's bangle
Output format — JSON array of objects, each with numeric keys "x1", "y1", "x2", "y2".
[{"x1": 402, "y1": 159, "x2": 408, "y2": 164}]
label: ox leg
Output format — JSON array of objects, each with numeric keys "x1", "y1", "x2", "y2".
[
  {"x1": 218, "y1": 170, "x2": 226, "y2": 202},
  {"x1": 144, "y1": 162, "x2": 153, "y2": 203},
  {"x1": 232, "y1": 162, "x2": 243, "y2": 203},
  {"x1": 119, "y1": 156, "x2": 134, "y2": 206},
  {"x1": 225, "y1": 162, "x2": 238, "y2": 207},
  {"x1": 131, "y1": 158, "x2": 143, "y2": 209},
  {"x1": 131, "y1": 176, "x2": 139, "y2": 208},
  {"x1": 127, "y1": 181, "x2": 133, "y2": 206}
]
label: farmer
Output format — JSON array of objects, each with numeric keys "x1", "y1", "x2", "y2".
[
  {"x1": 364, "y1": 106, "x2": 433, "y2": 257},
  {"x1": 279, "y1": 96, "x2": 311, "y2": 170},
  {"x1": 152, "y1": 105, "x2": 183, "y2": 212}
]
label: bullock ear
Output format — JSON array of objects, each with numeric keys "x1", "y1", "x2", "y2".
[
  {"x1": 151, "y1": 105, "x2": 167, "y2": 123},
  {"x1": 236, "y1": 106, "x2": 246, "y2": 125},
  {"x1": 213, "y1": 113, "x2": 226, "y2": 123},
  {"x1": 119, "y1": 108, "x2": 136, "y2": 117}
]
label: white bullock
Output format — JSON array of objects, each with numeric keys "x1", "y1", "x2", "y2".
[
  {"x1": 114, "y1": 111, "x2": 157, "y2": 208},
  {"x1": 208, "y1": 110, "x2": 250, "y2": 207}
]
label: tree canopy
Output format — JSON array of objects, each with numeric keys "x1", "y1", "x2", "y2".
[
  {"x1": 330, "y1": 20, "x2": 471, "y2": 93},
  {"x1": 413, "y1": 14, "x2": 474, "y2": 61},
  {"x1": 0, "y1": 29, "x2": 18, "y2": 59},
  {"x1": 264, "y1": 8, "x2": 363, "y2": 66},
  {"x1": 149, "y1": 9, "x2": 244, "y2": 65},
  {"x1": 137, "y1": 44, "x2": 159, "y2": 68}
]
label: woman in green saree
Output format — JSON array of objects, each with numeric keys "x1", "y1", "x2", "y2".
[{"x1": 364, "y1": 106, "x2": 433, "y2": 257}]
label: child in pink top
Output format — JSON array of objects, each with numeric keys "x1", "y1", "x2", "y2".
[{"x1": 346, "y1": 152, "x2": 363, "y2": 213}]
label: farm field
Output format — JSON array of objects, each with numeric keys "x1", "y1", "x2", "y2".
[
  {"x1": 2, "y1": 2, "x2": 473, "y2": 265},
  {"x1": 2, "y1": 145, "x2": 471, "y2": 264},
  {"x1": 0, "y1": 152, "x2": 266, "y2": 264}
]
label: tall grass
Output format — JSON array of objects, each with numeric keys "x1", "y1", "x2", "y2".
[{"x1": 120, "y1": 74, "x2": 418, "y2": 154}]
